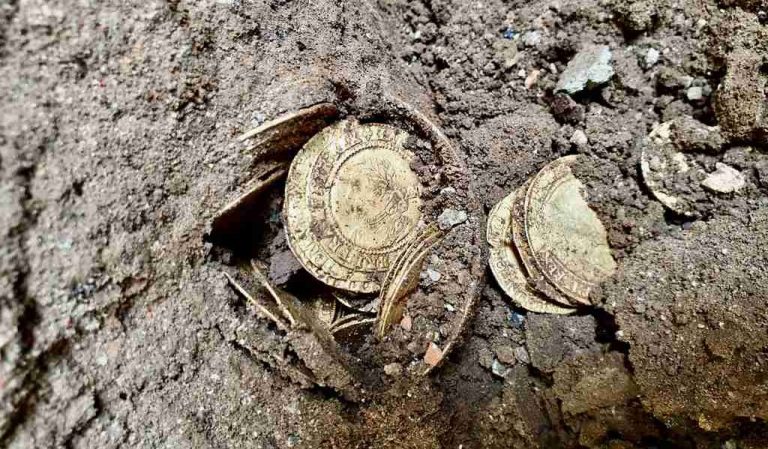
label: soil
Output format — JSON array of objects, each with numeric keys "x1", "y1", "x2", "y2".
[{"x1": 1, "y1": 0, "x2": 767, "y2": 448}]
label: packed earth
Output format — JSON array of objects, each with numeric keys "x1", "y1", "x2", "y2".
[{"x1": 1, "y1": 0, "x2": 767, "y2": 448}]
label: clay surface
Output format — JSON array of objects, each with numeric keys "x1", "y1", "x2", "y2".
[{"x1": 1, "y1": 0, "x2": 768, "y2": 448}]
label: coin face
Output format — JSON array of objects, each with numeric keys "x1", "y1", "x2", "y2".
[
  {"x1": 525, "y1": 156, "x2": 616, "y2": 305},
  {"x1": 284, "y1": 119, "x2": 423, "y2": 293},
  {"x1": 510, "y1": 181, "x2": 579, "y2": 308},
  {"x1": 640, "y1": 121, "x2": 704, "y2": 217},
  {"x1": 487, "y1": 189, "x2": 576, "y2": 315}
]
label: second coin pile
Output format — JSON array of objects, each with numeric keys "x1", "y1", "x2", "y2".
[{"x1": 487, "y1": 156, "x2": 617, "y2": 314}]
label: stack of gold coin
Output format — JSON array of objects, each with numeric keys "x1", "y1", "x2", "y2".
[{"x1": 487, "y1": 156, "x2": 616, "y2": 314}]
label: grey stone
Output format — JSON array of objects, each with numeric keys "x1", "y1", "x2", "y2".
[
  {"x1": 556, "y1": 46, "x2": 615, "y2": 94},
  {"x1": 513, "y1": 346, "x2": 530, "y2": 364},
  {"x1": 644, "y1": 48, "x2": 660, "y2": 68},
  {"x1": 437, "y1": 208, "x2": 468, "y2": 230},
  {"x1": 421, "y1": 267, "x2": 442, "y2": 286},
  {"x1": 570, "y1": 129, "x2": 588, "y2": 147},
  {"x1": 657, "y1": 67, "x2": 693, "y2": 91},
  {"x1": 686, "y1": 86, "x2": 704, "y2": 102},
  {"x1": 383, "y1": 362, "x2": 403, "y2": 377},
  {"x1": 491, "y1": 359, "x2": 509, "y2": 378},
  {"x1": 521, "y1": 31, "x2": 541, "y2": 47},
  {"x1": 701, "y1": 163, "x2": 746, "y2": 193}
]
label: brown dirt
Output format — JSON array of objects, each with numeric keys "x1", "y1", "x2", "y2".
[{"x1": 1, "y1": 0, "x2": 767, "y2": 448}]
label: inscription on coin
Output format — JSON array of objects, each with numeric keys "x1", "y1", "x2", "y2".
[
  {"x1": 284, "y1": 119, "x2": 423, "y2": 293},
  {"x1": 511, "y1": 181, "x2": 578, "y2": 308},
  {"x1": 525, "y1": 156, "x2": 616, "y2": 304}
]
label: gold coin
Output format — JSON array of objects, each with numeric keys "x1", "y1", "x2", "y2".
[
  {"x1": 525, "y1": 156, "x2": 616, "y2": 305},
  {"x1": 510, "y1": 182, "x2": 579, "y2": 308},
  {"x1": 284, "y1": 119, "x2": 423, "y2": 293},
  {"x1": 238, "y1": 103, "x2": 339, "y2": 157},
  {"x1": 639, "y1": 121, "x2": 701, "y2": 217},
  {"x1": 487, "y1": 189, "x2": 576, "y2": 315}
]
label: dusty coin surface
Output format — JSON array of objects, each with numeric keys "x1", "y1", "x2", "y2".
[
  {"x1": 511, "y1": 179, "x2": 578, "y2": 308},
  {"x1": 525, "y1": 156, "x2": 617, "y2": 305},
  {"x1": 487, "y1": 189, "x2": 576, "y2": 315},
  {"x1": 639, "y1": 121, "x2": 705, "y2": 217},
  {"x1": 238, "y1": 102, "x2": 339, "y2": 157},
  {"x1": 284, "y1": 119, "x2": 423, "y2": 293}
]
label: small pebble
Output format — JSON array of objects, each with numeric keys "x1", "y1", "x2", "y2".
[
  {"x1": 556, "y1": 45, "x2": 615, "y2": 94},
  {"x1": 422, "y1": 267, "x2": 441, "y2": 286},
  {"x1": 407, "y1": 340, "x2": 422, "y2": 354},
  {"x1": 437, "y1": 209, "x2": 468, "y2": 230},
  {"x1": 686, "y1": 86, "x2": 704, "y2": 102},
  {"x1": 491, "y1": 359, "x2": 509, "y2": 378},
  {"x1": 400, "y1": 315, "x2": 412, "y2": 332},
  {"x1": 424, "y1": 342, "x2": 443, "y2": 367},
  {"x1": 701, "y1": 163, "x2": 746, "y2": 193},
  {"x1": 513, "y1": 346, "x2": 530, "y2": 364},
  {"x1": 521, "y1": 31, "x2": 541, "y2": 47},
  {"x1": 494, "y1": 345, "x2": 517, "y2": 365},
  {"x1": 644, "y1": 48, "x2": 660, "y2": 68},
  {"x1": 508, "y1": 311, "x2": 525, "y2": 328},
  {"x1": 524, "y1": 69, "x2": 541, "y2": 89},
  {"x1": 570, "y1": 129, "x2": 588, "y2": 147},
  {"x1": 383, "y1": 362, "x2": 403, "y2": 377},
  {"x1": 444, "y1": 302, "x2": 455, "y2": 312}
]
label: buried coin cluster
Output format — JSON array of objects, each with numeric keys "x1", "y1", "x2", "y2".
[
  {"x1": 486, "y1": 156, "x2": 617, "y2": 314},
  {"x1": 214, "y1": 99, "x2": 625, "y2": 395},
  {"x1": 214, "y1": 101, "x2": 479, "y2": 388}
]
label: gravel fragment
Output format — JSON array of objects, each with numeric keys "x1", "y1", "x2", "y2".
[
  {"x1": 555, "y1": 46, "x2": 615, "y2": 94},
  {"x1": 491, "y1": 359, "x2": 509, "y2": 378},
  {"x1": 423, "y1": 268, "x2": 441, "y2": 285},
  {"x1": 570, "y1": 130, "x2": 588, "y2": 147},
  {"x1": 701, "y1": 163, "x2": 746, "y2": 193},
  {"x1": 644, "y1": 48, "x2": 660, "y2": 68},
  {"x1": 424, "y1": 342, "x2": 443, "y2": 367},
  {"x1": 494, "y1": 345, "x2": 517, "y2": 365},
  {"x1": 686, "y1": 86, "x2": 704, "y2": 102},
  {"x1": 513, "y1": 346, "x2": 530, "y2": 365},
  {"x1": 383, "y1": 363, "x2": 403, "y2": 377},
  {"x1": 521, "y1": 31, "x2": 541, "y2": 47},
  {"x1": 437, "y1": 209, "x2": 468, "y2": 230}
]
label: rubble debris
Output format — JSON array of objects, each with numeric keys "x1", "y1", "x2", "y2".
[
  {"x1": 437, "y1": 208, "x2": 468, "y2": 230},
  {"x1": 555, "y1": 46, "x2": 615, "y2": 94},
  {"x1": 701, "y1": 163, "x2": 746, "y2": 193}
]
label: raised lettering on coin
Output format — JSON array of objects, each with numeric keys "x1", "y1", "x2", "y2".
[
  {"x1": 284, "y1": 119, "x2": 423, "y2": 293},
  {"x1": 525, "y1": 156, "x2": 616, "y2": 305}
]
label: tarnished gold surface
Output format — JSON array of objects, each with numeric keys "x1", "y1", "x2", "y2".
[
  {"x1": 512, "y1": 179, "x2": 577, "y2": 308},
  {"x1": 525, "y1": 156, "x2": 616, "y2": 305},
  {"x1": 375, "y1": 223, "x2": 446, "y2": 338},
  {"x1": 284, "y1": 119, "x2": 423, "y2": 293},
  {"x1": 224, "y1": 261, "x2": 362, "y2": 400},
  {"x1": 330, "y1": 315, "x2": 376, "y2": 341},
  {"x1": 487, "y1": 189, "x2": 576, "y2": 315},
  {"x1": 237, "y1": 103, "x2": 339, "y2": 157}
]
